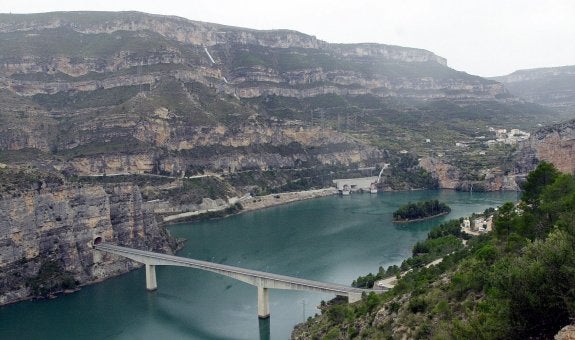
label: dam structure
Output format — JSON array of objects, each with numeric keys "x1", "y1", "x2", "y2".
[{"x1": 95, "y1": 243, "x2": 381, "y2": 318}]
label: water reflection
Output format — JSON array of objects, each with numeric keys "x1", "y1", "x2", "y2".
[{"x1": 258, "y1": 317, "x2": 270, "y2": 340}]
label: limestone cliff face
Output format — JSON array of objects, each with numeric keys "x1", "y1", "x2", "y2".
[
  {"x1": 419, "y1": 157, "x2": 461, "y2": 189},
  {"x1": 0, "y1": 12, "x2": 324, "y2": 49},
  {"x1": 515, "y1": 119, "x2": 575, "y2": 175},
  {"x1": 0, "y1": 11, "x2": 503, "y2": 102},
  {"x1": 419, "y1": 157, "x2": 519, "y2": 191},
  {"x1": 330, "y1": 43, "x2": 447, "y2": 65},
  {"x1": 54, "y1": 122, "x2": 383, "y2": 176},
  {"x1": 0, "y1": 183, "x2": 176, "y2": 305}
]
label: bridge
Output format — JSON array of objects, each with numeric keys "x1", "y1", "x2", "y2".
[{"x1": 94, "y1": 244, "x2": 382, "y2": 318}]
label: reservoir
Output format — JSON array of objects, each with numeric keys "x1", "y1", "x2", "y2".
[{"x1": 0, "y1": 190, "x2": 516, "y2": 339}]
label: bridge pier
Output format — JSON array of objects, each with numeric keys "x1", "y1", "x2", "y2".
[
  {"x1": 146, "y1": 264, "x2": 157, "y2": 291},
  {"x1": 257, "y1": 286, "x2": 270, "y2": 319},
  {"x1": 348, "y1": 292, "x2": 362, "y2": 303}
]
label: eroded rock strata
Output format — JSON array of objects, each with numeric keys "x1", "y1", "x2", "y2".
[
  {"x1": 516, "y1": 119, "x2": 575, "y2": 175},
  {"x1": 0, "y1": 182, "x2": 176, "y2": 305}
]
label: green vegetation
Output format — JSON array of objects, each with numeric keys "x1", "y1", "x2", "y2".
[
  {"x1": 72, "y1": 174, "x2": 173, "y2": 187},
  {"x1": 26, "y1": 260, "x2": 77, "y2": 297},
  {"x1": 352, "y1": 219, "x2": 464, "y2": 288},
  {"x1": 164, "y1": 202, "x2": 244, "y2": 224},
  {"x1": 223, "y1": 161, "x2": 437, "y2": 197},
  {"x1": 225, "y1": 165, "x2": 338, "y2": 196},
  {"x1": 385, "y1": 154, "x2": 439, "y2": 190},
  {"x1": 0, "y1": 25, "x2": 188, "y2": 58},
  {"x1": 183, "y1": 81, "x2": 253, "y2": 124},
  {"x1": 0, "y1": 148, "x2": 54, "y2": 164},
  {"x1": 32, "y1": 85, "x2": 142, "y2": 110},
  {"x1": 352, "y1": 265, "x2": 401, "y2": 289},
  {"x1": 393, "y1": 199, "x2": 451, "y2": 222},
  {"x1": 170, "y1": 177, "x2": 236, "y2": 205},
  {"x1": 298, "y1": 162, "x2": 575, "y2": 339},
  {"x1": 58, "y1": 137, "x2": 151, "y2": 158},
  {"x1": 0, "y1": 167, "x2": 63, "y2": 196}
]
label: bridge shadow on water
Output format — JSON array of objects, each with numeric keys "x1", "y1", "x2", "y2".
[
  {"x1": 150, "y1": 290, "x2": 271, "y2": 339},
  {"x1": 146, "y1": 292, "x2": 224, "y2": 340}
]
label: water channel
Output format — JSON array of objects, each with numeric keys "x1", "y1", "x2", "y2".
[{"x1": 0, "y1": 190, "x2": 517, "y2": 339}]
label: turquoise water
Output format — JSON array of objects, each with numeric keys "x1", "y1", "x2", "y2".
[{"x1": 0, "y1": 190, "x2": 516, "y2": 339}]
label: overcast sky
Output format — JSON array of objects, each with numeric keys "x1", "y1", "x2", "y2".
[{"x1": 1, "y1": 0, "x2": 574, "y2": 77}]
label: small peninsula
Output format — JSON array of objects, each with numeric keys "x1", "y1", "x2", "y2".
[{"x1": 392, "y1": 199, "x2": 451, "y2": 223}]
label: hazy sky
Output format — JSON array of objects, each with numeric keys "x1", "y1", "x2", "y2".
[{"x1": 1, "y1": 0, "x2": 574, "y2": 77}]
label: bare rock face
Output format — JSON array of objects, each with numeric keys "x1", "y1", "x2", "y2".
[
  {"x1": 0, "y1": 183, "x2": 176, "y2": 305},
  {"x1": 482, "y1": 172, "x2": 519, "y2": 191},
  {"x1": 55, "y1": 123, "x2": 383, "y2": 176},
  {"x1": 419, "y1": 157, "x2": 519, "y2": 191},
  {"x1": 419, "y1": 157, "x2": 461, "y2": 189},
  {"x1": 516, "y1": 119, "x2": 575, "y2": 175},
  {"x1": 556, "y1": 324, "x2": 575, "y2": 340}
]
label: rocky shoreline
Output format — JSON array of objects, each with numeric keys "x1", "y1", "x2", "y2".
[{"x1": 157, "y1": 187, "x2": 338, "y2": 226}]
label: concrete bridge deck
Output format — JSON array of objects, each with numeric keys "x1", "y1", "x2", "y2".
[{"x1": 95, "y1": 244, "x2": 382, "y2": 318}]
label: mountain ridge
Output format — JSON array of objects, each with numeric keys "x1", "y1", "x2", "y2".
[
  {"x1": 492, "y1": 65, "x2": 575, "y2": 119},
  {"x1": 0, "y1": 11, "x2": 558, "y2": 192},
  {"x1": 0, "y1": 10, "x2": 445, "y2": 63}
]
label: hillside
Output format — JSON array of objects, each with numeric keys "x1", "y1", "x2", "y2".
[
  {"x1": 293, "y1": 162, "x2": 575, "y2": 339},
  {"x1": 0, "y1": 11, "x2": 560, "y2": 194},
  {"x1": 493, "y1": 65, "x2": 575, "y2": 120}
]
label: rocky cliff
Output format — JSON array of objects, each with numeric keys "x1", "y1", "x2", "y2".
[
  {"x1": 0, "y1": 11, "x2": 481, "y2": 102},
  {"x1": 515, "y1": 118, "x2": 575, "y2": 175},
  {"x1": 0, "y1": 11, "x2": 557, "y2": 190},
  {"x1": 419, "y1": 157, "x2": 519, "y2": 191},
  {"x1": 0, "y1": 181, "x2": 176, "y2": 305},
  {"x1": 492, "y1": 65, "x2": 575, "y2": 119}
]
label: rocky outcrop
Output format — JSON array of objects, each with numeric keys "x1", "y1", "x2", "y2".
[
  {"x1": 0, "y1": 183, "x2": 176, "y2": 305},
  {"x1": 419, "y1": 157, "x2": 460, "y2": 189},
  {"x1": 330, "y1": 43, "x2": 447, "y2": 65},
  {"x1": 419, "y1": 157, "x2": 519, "y2": 191},
  {"x1": 556, "y1": 324, "x2": 575, "y2": 340},
  {"x1": 481, "y1": 172, "x2": 519, "y2": 191},
  {"x1": 0, "y1": 12, "x2": 325, "y2": 50},
  {"x1": 54, "y1": 123, "x2": 383, "y2": 176},
  {"x1": 515, "y1": 119, "x2": 575, "y2": 175}
]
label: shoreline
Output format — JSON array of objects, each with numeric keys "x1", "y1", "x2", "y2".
[
  {"x1": 239, "y1": 187, "x2": 338, "y2": 212},
  {"x1": 161, "y1": 187, "x2": 338, "y2": 225},
  {"x1": 161, "y1": 187, "x2": 516, "y2": 225}
]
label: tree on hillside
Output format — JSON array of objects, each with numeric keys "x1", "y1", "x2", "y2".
[{"x1": 521, "y1": 161, "x2": 559, "y2": 208}]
